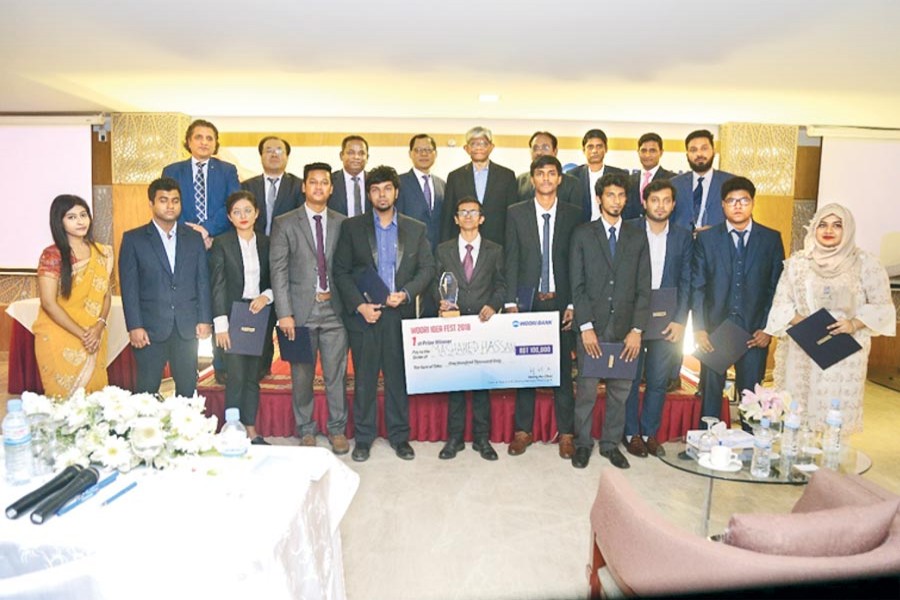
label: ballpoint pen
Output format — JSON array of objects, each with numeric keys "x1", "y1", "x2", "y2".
[
  {"x1": 101, "y1": 481, "x2": 138, "y2": 507},
  {"x1": 57, "y1": 471, "x2": 120, "y2": 516}
]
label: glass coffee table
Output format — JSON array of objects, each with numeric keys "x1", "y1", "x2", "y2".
[{"x1": 659, "y1": 438, "x2": 872, "y2": 536}]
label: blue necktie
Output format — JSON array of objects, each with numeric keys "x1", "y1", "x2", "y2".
[
  {"x1": 692, "y1": 176, "x2": 705, "y2": 227},
  {"x1": 608, "y1": 225, "x2": 617, "y2": 258},
  {"x1": 540, "y1": 214, "x2": 551, "y2": 294},
  {"x1": 194, "y1": 162, "x2": 207, "y2": 222},
  {"x1": 422, "y1": 175, "x2": 433, "y2": 212},
  {"x1": 734, "y1": 229, "x2": 747, "y2": 260}
]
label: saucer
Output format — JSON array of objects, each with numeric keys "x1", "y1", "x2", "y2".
[{"x1": 698, "y1": 453, "x2": 742, "y2": 472}]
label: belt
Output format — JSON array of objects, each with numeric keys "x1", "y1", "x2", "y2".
[
  {"x1": 315, "y1": 291, "x2": 332, "y2": 303},
  {"x1": 536, "y1": 292, "x2": 557, "y2": 302}
]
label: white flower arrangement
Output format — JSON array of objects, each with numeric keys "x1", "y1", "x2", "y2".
[{"x1": 20, "y1": 386, "x2": 218, "y2": 471}]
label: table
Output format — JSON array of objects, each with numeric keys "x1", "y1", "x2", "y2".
[
  {"x1": 659, "y1": 438, "x2": 872, "y2": 536},
  {"x1": 0, "y1": 446, "x2": 359, "y2": 600}
]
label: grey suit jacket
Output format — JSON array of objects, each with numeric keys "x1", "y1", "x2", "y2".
[
  {"x1": 269, "y1": 206, "x2": 346, "y2": 326},
  {"x1": 241, "y1": 172, "x2": 304, "y2": 235},
  {"x1": 433, "y1": 238, "x2": 506, "y2": 315}
]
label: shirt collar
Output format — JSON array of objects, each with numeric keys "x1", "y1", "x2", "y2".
[
  {"x1": 645, "y1": 219, "x2": 669, "y2": 237},
  {"x1": 372, "y1": 208, "x2": 398, "y2": 228},
  {"x1": 412, "y1": 167, "x2": 431, "y2": 180},
  {"x1": 533, "y1": 198, "x2": 558, "y2": 217},
  {"x1": 152, "y1": 219, "x2": 177, "y2": 239},
  {"x1": 458, "y1": 234, "x2": 481, "y2": 253},
  {"x1": 727, "y1": 220, "x2": 753, "y2": 236},
  {"x1": 600, "y1": 215, "x2": 621, "y2": 234}
]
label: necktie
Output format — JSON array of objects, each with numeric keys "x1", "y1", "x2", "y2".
[
  {"x1": 692, "y1": 176, "x2": 705, "y2": 227},
  {"x1": 194, "y1": 162, "x2": 207, "y2": 222},
  {"x1": 734, "y1": 229, "x2": 747, "y2": 260},
  {"x1": 314, "y1": 215, "x2": 328, "y2": 291},
  {"x1": 640, "y1": 171, "x2": 652, "y2": 200},
  {"x1": 463, "y1": 243, "x2": 474, "y2": 282},
  {"x1": 608, "y1": 225, "x2": 617, "y2": 258},
  {"x1": 266, "y1": 177, "x2": 277, "y2": 234},
  {"x1": 352, "y1": 176, "x2": 362, "y2": 216},
  {"x1": 422, "y1": 174, "x2": 432, "y2": 211},
  {"x1": 540, "y1": 213, "x2": 551, "y2": 294}
]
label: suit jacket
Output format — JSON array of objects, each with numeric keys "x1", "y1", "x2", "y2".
[
  {"x1": 670, "y1": 169, "x2": 735, "y2": 229},
  {"x1": 504, "y1": 199, "x2": 581, "y2": 308},
  {"x1": 630, "y1": 217, "x2": 693, "y2": 325},
  {"x1": 269, "y1": 207, "x2": 346, "y2": 326},
  {"x1": 568, "y1": 164, "x2": 630, "y2": 223},
  {"x1": 240, "y1": 172, "x2": 304, "y2": 235},
  {"x1": 119, "y1": 222, "x2": 212, "y2": 342},
  {"x1": 161, "y1": 157, "x2": 240, "y2": 237},
  {"x1": 327, "y1": 169, "x2": 367, "y2": 216},
  {"x1": 333, "y1": 211, "x2": 436, "y2": 331},
  {"x1": 433, "y1": 238, "x2": 506, "y2": 315},
  {"x1": 691, "y1": 221, "x2": 785, "y2": 333},
  {"x1": 209, "y1": 230, "x2": 271, "y2": 322},
  {"x1": 515, "y1": 171, "x2": 585, "y2": 213},
  {"x1": 396, "y1": 169, "x2": 446, "y2": 252},
  {"x1": 570, "y1": 219, "x2": 651, "y2": 341},
  {"x1": 440, "y1": 161, "x2": 517, "y2": 246},
  {"x1": 623, "y1": 167, "x2": 676, "y2": 221}
]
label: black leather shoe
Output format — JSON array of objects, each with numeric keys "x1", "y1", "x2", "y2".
[
  {"x1": 472, "y1": 438, "x2": 498, "y2": 461},
  {"x1": 250, "y1": 436, "x2": 270, "y2": 446},
  {"x1": 439, "y1": 438, "x2": 465, "y2": 460},
  {"x1": 572, "y1": 446, "x2": 591, "y2": 469},
  {"x1": 599, "y1": 447, "x2": 631, "y2": 469},
  {"x1": 351, "y1": 443, "x2": 371, "y2": 462},
  {"x1": 390, "y1": 441, "x2": 415, "y2": 460}
]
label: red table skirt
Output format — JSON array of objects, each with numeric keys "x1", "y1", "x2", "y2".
[
  {"x1": 7, "y1": 320, "x2": 137, "y2": 395},
  {"x1": 200, "y1": 383, "x2": 731, "y2": 444}
]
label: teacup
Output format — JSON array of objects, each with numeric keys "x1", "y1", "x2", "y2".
[{"x1": 710, "y1": 444, "x2": 737, "y2": 469}]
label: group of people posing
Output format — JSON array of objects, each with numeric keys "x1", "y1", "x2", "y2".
[{"x1": 34, "y1": 120, "x2": 895, "y2": 470}]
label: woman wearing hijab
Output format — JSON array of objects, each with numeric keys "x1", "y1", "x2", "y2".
[{"x1": 765, "y1": 203, "x2": 895, "y2": 434}]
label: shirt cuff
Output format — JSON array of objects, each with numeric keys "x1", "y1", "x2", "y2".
[
  {"x1": 213, "y1": 315, "x2": 229, "y2": 334},
  {"x1": 504, "y1": 302, "x2": 517, "y2": 309},
  {"x1": 566, "y1": 304, "x2": 574, "y2": 311},
  {"x1": 579, "y1": 322, "x2": 594, "y2": 332},
  {"x1": 261, "y1": 289, "x2": 274, "y2": 304}
]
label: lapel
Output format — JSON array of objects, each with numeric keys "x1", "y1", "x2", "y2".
[
  {"x1": 551, "y1": 203, "x2": 570, "y2": 256},
  {"x1": 713, "y1": 224, "x2": 734, "y2": 274},
  {"x1": 146, "y1": 222, "x2": 174, "y2": 277},
  {"x1": 395, "y1": 213, "x2": 406, "y2": 273},
  {"x1": 742, "y1": 222, "x2": 760, "y2": 273},
  {"x1": 523, "y1": 201, "x2": 542, "y2": 259},
  {"x1": 365, "y1": 214, "x2": 378, "y2": 265},
  {"x1": 173, "y1": 224, "x2": 192, "y2": 279},
  {"x1": 594, "y1": 220, "x2": 614, "y2": 267},
  {"x1": 461, "y1": 165, "x2": 478, "y2": 197},
  {"x1": 442, "y1": 242, "x2": 468, "y2": 285},
  {"x1": 408, "y1": 170, "x2": 431, "y2": 216},
  {"x1": 325, "y1": 210, "x2": 341, "y2": 260},
  {"x1": 659, "y1": 219, "x2": 676, "y2": 283},
  {"x1": 296, "y1": 207, "x2": 317, "y2": 255},
  {"x1": 227, "y1": 232, "x2": 246, "y2": 292},
  {"x1": 468, "y1": 240, "x2": 490, "y2": 284}
]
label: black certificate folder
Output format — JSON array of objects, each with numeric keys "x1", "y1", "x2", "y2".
[
  {"x1": 354, "y1": 266, "x2": 390, "y2": 305},
  {"x1": 644, "y1": 288, "x2": 677, "y2": 341},
  {"x1": 787, "y1": 308, "x2": 863, "y2": 370},
  {"x1": 226, "y1": 302, "x2": 271, "y2": 356},
  {"x1": 582, "y1": 343, "x2": 639, "y2": 380},
  {"x1": 276, "y1": 327, "x2": 314, "y2": 364},
  {"x1": 694, "y1": 319, "x2": 752, "y2": 375}
]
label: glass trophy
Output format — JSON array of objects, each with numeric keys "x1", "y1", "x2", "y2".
[{"x1": 439, "y1": 271, "x2": 460, "y2": 317}]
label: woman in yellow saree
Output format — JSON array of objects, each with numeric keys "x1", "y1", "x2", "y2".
[{"x1": 33, "y1": 195, "x2": 113, "y2": 397}]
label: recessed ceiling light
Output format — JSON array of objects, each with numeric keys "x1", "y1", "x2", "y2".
[{"x1": 478, "y1": 94, "x2": 500, "y2": 103}]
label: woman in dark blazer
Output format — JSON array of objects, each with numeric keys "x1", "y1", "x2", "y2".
[{"x1": 210, "y1": 190, "x2": 273, "y2": 444}]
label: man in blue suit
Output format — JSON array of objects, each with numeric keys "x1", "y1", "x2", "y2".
[
  {"x1": 692, "y1": 177, "x2": 784, "y2": 421},
  {"x1": 623, "y1": 132, "x2": 676, "y2": 221},
  {"x1": 670, "y1": 129, "x2": 735, "y2": 231},
  {"x1": 396, "y1": 134, "x2": 446, "y2": 317},
  {"x1": 568, "y1": 129, "x2": 629, "y2": 223},
  {"x1": 161, "y1": 119, "x2": 240, "y2": 248},
  {"x1": 119, "y1": 177, "x2": 213, "y2": 398},
  {"x1": 623, "y1": 180, "x2": 692, "y2": 458}
]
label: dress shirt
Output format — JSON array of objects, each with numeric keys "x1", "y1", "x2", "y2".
[
  {"x1": 458, "y1": 234, "x2": 482, "y2": 264},
  {"x1": 645, "y1": 221, "x2": 669, "y2": 290},
  {"x1": 692, "y1": 169, "x2": 715, "y2": 226},
  {"x1": 413, "y1": 168, "x2": 431, "y2": 195},
  {"x1": 535, "y1": 199, "x2": 558, "y2": 293},
  {"x1": 343, "y1": 170, "x2": 366, "y2": 217},
  {"x1": 191, "y1": 157, "x2": 207, "y2": 189},
  {"x1": 473, "y1": 163, "x2": 489, "y2": 203},
  {"x1": 580, "y1": 215, "x2": 622, "y2": 332},
  {"x1": 641, "y1": 165, "x2": 661, "y2": 182},
  {"x1": 305, "y1": 204, "x2": 330, "y2": 293},
  {"x1": 264, "y1": 173, "x2": 283, "y2": 202},
  {"x1": 152, "y1": 220, "x2": 177, "y2": 273},
  {"x1": 374, "y1": 210, "x2": 398, "y2": 292},
  {"x1": 589, "y1": 166, "x2": 607, "y2": 222},
  {"x1": 726, "y1": 220, "x2": 754, "y2": 247},
  {"x1": 213, "y1": 233, "x2": 274, "y2": 334}
]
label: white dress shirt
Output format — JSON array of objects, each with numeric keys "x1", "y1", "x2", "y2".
[
  {"x1": 645, "y1": 221, "x2": 669, "y2": 290},
  {"x1": 343, "y1": 170, "x2": 366, "y2": 217},
  {"x1": 152, "y1": 220, "x2": 177, "y2": 273},
  {"x1": 213, "y1": 234, "x2": 274, "y2": 334}
]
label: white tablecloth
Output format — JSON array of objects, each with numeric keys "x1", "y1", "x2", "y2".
[
  {"x1": 0, "y1": 447, "x2": 359, "y2": 600},
  {"x1": 5, "y1": 296, "x2": 129, "y2": 367}
]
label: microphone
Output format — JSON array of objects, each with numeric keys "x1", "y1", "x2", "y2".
[
  {"x1": 5, "y1": 465, "x2": 83, "y2": 519},
  {"x1": 30, "y1": 467, "x2": 99, "y2": 524}
]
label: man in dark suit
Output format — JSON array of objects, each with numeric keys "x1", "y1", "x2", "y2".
[
  {"x1": 670, "y1": 129, "x2": 736, "y2": 231},
  {"x1": 569, "y1": 129, "x2": 629, "y2": 223},
  {"x1": 119, "y1": 177, "x2": 212, "y2": 397},
  {"x1": 333, "y1": 166, "x2": 436, "y2": 462},
  {"x1": 623, "y1": 180, "x2": 692, "y2": 459},
  {"x1": 396, "y1": 134, "x2": 446, "y2": 317},
  {"x1": 241, "y1": 136, "x2": 304, "y2": 236},
  {"x1": 570, "y1": 172, "x2": 651, "y2": 469},
  {"x1": 623, "y1": 132, "x2": 676, "y2": 221},
  {"x1": 433, "y1": 197, "x2": 506, "y2": 461},
  {"x1": 270, "y1": 163, "x2": 350, "y2": 454},
  {"x1": 327, "y1": 135, "x2": 369, "y2": 217},
  {"x1": 161, "y1": 119, "x2": 240, "y2": 248},
  {"x1": 440, "y1": 126, "x2": 517, "y2": 246},
  {"x1": 692, "y1": 176, "x2": 784, "y2": 422},
  {"x1": 515, "y1": 131, "x2": 584, "y2": 208},
  {"x1": 505, "y1": 155, "x2": 581, "y2": 459}
]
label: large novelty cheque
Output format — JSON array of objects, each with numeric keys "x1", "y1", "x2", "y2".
[{"x1": 402, "y1": 311, "x2": 560, "y2": 394}]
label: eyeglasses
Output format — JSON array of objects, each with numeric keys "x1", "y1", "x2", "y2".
[
  {"x1": 412, "y1": 147, "x2": 435, "y2": 155},
  {"x1": 723, "y1": 197, "x2": 752, "y2": 206},
  {"x1": 531, "y1": 144, "x2": 553, "y2": 153},
  {"x1": 263, "y1": 148, "x2": 285, "y2": 156},
  {"x1": 457, "y1": 209, "x2": 481, "y2": 217},
  {"x1": 467, "y1": 140, "x2": 491, "y2": 148}
]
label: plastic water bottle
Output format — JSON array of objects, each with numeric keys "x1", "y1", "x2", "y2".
[
  {"x1": 822, "y1": 399, "x2": 842, "y2": 469},
  {"x1": 217, "y1": 408, "x2": 249, "y2": 458},
  {"x1": 3, "y1": 399, "x2": 34, "y2": 485},
  {"x1": 750, "y1": 417, "x2": 773, "y2": 478},
  {"x1": 781, "y1": 403, "x2": 801, "y2": 460}
]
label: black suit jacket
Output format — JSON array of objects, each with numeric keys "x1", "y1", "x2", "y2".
[
  {"x1": 209, "y1": 230, "x2": 271, "y2": 320},
  {"x1": 691, "y1": 221, "x2": 784, "y2": 333},
  {"x1": 570, "y1": 219, "x2": 651, "y2": 341},
  {"x1": 333, "y1": 211, "x2": 436, "y2": 331},
  {"x1": 241, "y1": 172, "x2": 304, "y2": 235},
  {"x1": 504, "y1": 199, "x2": 581, "y2": 308},
  {"x1": 440, "y1": 161, "x2": 517, "y2": 246},
  {"x1": 396, "y1": 169, "x2": 446, "y2": 252},
  {"x1": 623, "y1": 167, "x2": 677, "y2": 221},
  {"x1": 327, "y1": 169, "x2": 367, "y2": 216},
  {"x1": 568, "y1": 164, "x2": 630, "y2": 223},
  {"x1": 433, "y1": 238, "x2": 506, "y2": 315},
  {"x1": 630, "y1": 217, "x2": 693, "y2": 325},
  {"x1": 515, "y1": 171, "x2": 585, "y2": 214}
]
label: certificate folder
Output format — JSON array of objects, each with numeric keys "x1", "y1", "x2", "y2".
[
  {"x1": 276, "y1": 327, "x2": 314, "y2": 364},
  {"x1": 516, "y1": 286, "x2": 535, "y2": 312},
  {"x1": 644, "y1": 288, "x2": 677, "y2": 341},
  {"x1": 787, "y1": 308, "x2": 863, "y2": 370},
  {"x1": 354, "y1": 266, "x2": 390, "y2": 305},
  {"x1": 693, "y1": 319, "x2": 752, "y2": 374},
  {"x1": 582, "y1": 343, "x2": 639, "y2": 379},
  {"x1": 226, "y1": 302, "x2": 271, "y2": 356}
]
